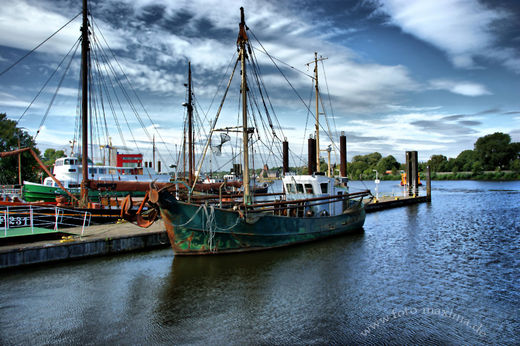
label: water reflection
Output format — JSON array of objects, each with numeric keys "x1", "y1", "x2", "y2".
[{"x1": 0, "y1": 181, "x2": 518, "y2": 344}]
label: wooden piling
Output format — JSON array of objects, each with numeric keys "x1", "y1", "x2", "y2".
[
  {"x1": 340, "y1": 132, "x2": 347, "y2": 177},
  {"x1": 308, "y1": 136, "x2": 316, "y2": 174},
  {"x1": 427, "y1": 164, "x2": 432, "y2": 201},
  {"x1": 283, "y1": 139, "x2": 289, "y2": 175}
]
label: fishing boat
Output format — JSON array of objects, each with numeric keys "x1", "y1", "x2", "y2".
[{"x1": 128, "y1": 7, "x2": 370, "y2": 254}]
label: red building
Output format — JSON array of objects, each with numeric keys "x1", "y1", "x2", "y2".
[{"x1": 116, "y1": 153, "x2": 142, "y2": 168}]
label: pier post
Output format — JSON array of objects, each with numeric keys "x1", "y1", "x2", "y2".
[
  {"x1": 406, "y1": 151, "x2": 412, "y2": 196},
  {"x1": 405, "y1": 151, "x2": 419, "y2": 196},
  {"x1": 412, "y1": 151, "x2": 418, "y2": 196},
  {"x1": 427, "y1": 165, "x2": 432, "y2": 201},
  {"x1": 283, "y1": 138, "x2": 289, "y2": 175},
  {"x1": 340, "y1": 132, "x2": 347, "y2": 177},
  {"x1": 308, "y1": 136, "x2": 317, "y2": 174}
]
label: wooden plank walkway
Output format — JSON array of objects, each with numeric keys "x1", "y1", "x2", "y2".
[{"x1": 364, "y1": 195, "x2": 430, "y2": 213}]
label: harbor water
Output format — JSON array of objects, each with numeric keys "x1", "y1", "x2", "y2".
[{"x1": 0, "y1": 180, "x2": 518, "y2": 344}]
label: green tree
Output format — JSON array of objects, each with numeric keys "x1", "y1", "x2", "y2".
[
  {"x1": 474, "y1": 132, "x2": 517, "y2": 170},
  {"x1": 512, "y1": 159, "x2": 520, "y2": 174},
  {"x1": 428, "y1": 154, "x2": 448, "y2": 172},
  {"x1": 472, "y1": 161, "x2": 483, "y2": 175},
  {"x1": 375, "y1": 155, "x2": 400, "y2": 173},
  {"x1": 455, "y1": 149, "x2": 477, "y2": 171},
  {"x1": 0, "y1": 113, "x2": 40, "y2": 185},
  {"x1": 43, "y1": 148, "x2": 66, "y2": 166}
]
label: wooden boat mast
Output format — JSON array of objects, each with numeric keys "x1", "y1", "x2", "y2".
[
  {"x1": 238, "y1": 7, "x2": 251, "y2": 205},
  {"x1": 306, "y1": 52, "x2": 327, "y2": 174},
  {"x1": 80, "y1": 0, "x2": 90, "y2": 207},
  {"x1": 187, "y1": 62, "x2": 194, "y2": 185}
]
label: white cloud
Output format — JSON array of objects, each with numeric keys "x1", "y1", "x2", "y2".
[
  {"x1": 0, "y1": 92, "x2": 32, "y2": 108},
  {"x1": 374, "y1": 0, "x2": 519, "y2": 72},
  {"x1": 0, "y1": 0, "x2": 125, "y2": 56},
  {"x1": 429, "y1": 79, "x2": 492, "y2": 97}
]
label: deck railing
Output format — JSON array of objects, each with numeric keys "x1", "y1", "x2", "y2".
[{"x1": 0, "y1": 205, "x2": 92, "y2": 237}]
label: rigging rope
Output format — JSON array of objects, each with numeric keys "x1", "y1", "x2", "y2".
[
  {"x1": 17, "y1": 38, "x2": 81, "y2": 124},
  {"x1": 0, "y1": 12, "x2": 81, "y2": 77},
  {"x1": 249, "y1": 29, "x2": 340, "y2": 161},
  {"x1": 93, "y1": 20, "x2": 176, "y2": 167},
  {"x1": 35, "y1": 38, "x2": 81, "y2": 139}
]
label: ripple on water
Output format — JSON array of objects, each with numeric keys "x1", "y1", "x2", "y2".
[{"x1": 0, "y1": 180, "x2": 518, "y2": 345}]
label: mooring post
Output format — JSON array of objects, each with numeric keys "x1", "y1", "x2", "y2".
[
  {"x1": 412, "y1": 151, "x2": 418, "y2": 196},
  {"x1": 427, "y1": 164, "x2": 432, "y2": 201},
  {"x1": 283, "y1": 138, "x2": 289, "y2": 175},
  {"x1": 340, "y1": 132, "x2": 347, "y2": 177},
  {"x1": 308, "y1": 136, "x2": 317, "y2": 174},
  {"x1": 405, "y1": 151, "x2": 412, "y2": 196}
]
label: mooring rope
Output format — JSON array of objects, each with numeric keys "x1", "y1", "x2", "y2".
[{"x1": 168, "y1": 203, "x2": 244, "y2": 252}]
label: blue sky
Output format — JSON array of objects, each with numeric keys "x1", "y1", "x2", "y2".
[{"x1": 0, "y1": 0, "x2": 519, "y2": 169}]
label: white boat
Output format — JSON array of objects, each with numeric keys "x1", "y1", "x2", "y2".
[{"x1": 23, "y1": 156, "x2": 170, "y2": 202}]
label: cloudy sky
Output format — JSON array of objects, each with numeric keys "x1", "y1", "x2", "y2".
[{"x1": 0, "y1": 0, "x2": 519, "y2": 169}]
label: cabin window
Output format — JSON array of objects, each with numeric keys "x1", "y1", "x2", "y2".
[
  {"x1": 69, "y1": 184, "x2": 80, "y2": 188},
  {"x1": 64, "y1": 159, "x2": 71, "y2": 165},
  {"x1": 45, "y1": 180, "x2": 53, "y2": 186},
  {"x1": 98, "y1": 168, "x2": 106, "y2": 174},
  {"x1": 304, "y1": 184, "x2": 313, "y2": 194},
  {"x1": 285, "y1": 183, "x2": 296, "y2": 193},
  {"x1": 296, "y1": 184, "x2": 304, "y2": 193},
  {"x1": 68, "y1": 169, "x2": 76, "y2": 172},
  {"x1": 55, "y1": 160, "x2": 63, "y2": 166},
  {"x1": 320, "y1": 183, "x2": 328, "y2": 193}
]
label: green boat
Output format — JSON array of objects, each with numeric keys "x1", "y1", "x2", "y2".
[
  {"x1": 131, "y1": 8, "x2": 371, "y2": 255},
  {"x1": 152, "y1": 179, "x2": 368, "y2": 255},
  {"x1": 22, "y1": 181, "x2": 147, "y2": 202},
  {"x1": 22, "y1": 156, "x2": 169, "y2": 202}
]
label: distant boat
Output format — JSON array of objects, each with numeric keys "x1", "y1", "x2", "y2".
[
  {"x1": 23, "y1": 156, "x2": 170, "y2": 202},
  {"x1": 129, "y1": 7, "x2": 370, "y2": 254}
]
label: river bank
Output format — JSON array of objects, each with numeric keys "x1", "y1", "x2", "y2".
[{"x1": 349, "y1": 171, "x2": 520, "y2": 181}]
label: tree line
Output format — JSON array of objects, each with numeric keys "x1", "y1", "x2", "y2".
[{"x1": 347, "y1": 132, "x2": 519, "y2": 180}]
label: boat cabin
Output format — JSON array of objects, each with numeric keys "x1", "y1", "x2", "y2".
[
  {"x1": 42, "y1": 156, "x2": 170, "y2": 188},
  {"x1": 282, "y1": 174, "x2": 347, "y2": 216}
]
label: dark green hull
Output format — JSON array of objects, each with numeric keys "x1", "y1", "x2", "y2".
[
  {"x1": 157, "y1": 190, "x2": 366, "y2": 255},
  {"x1": 22, "y1": 183, "x2": 146, "y2": 202}
]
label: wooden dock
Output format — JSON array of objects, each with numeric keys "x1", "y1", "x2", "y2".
[
  {"x1": 0, "y1": 220, "x2": 169, "y2": 269},
  {"x1": 364, "y1": 195, "x2": 431, "y2": 213}
]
